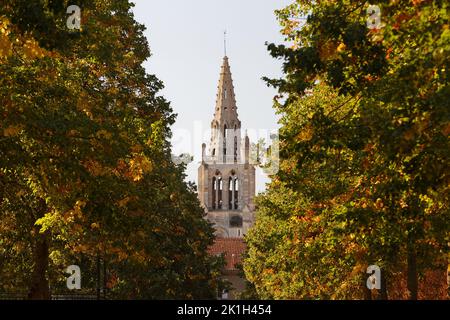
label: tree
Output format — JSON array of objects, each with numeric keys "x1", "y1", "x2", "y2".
[
  {"x1": 244, "y1": 0, "x2": 449, "y2": 299},
  {"x1": 1, "y1": 0, "x2": 220, "y2": 299}
]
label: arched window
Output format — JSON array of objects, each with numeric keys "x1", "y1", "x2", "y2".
[
  {"x1": 233, "y1": 177, "x2": 239, "y2": 210},
  {"x1": 212, "y1": 173, "x2": 222, "y2": 210},
  {"x1": 228, "y1": 176, "x2": 233, "y2": 210},
  {"x1": 218, "y1": 177, "x2": 223, "y2": 209},
  {"x1": 227, "y1": 174, "x2": 239, "y2": 210},
  {"x1": 229, "y1": 215, "x2": 243, "y2": 228},
  {"x1": 212, "y1": 177, "x2": 216, "y2": 209}
]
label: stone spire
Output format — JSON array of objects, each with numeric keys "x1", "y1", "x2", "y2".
[
  {"x1": 209, "y1": 56, "x2": 242, "y2": 163},
  {"x1": 212, "y1": 56, "x2": 240, "y2": 128}
]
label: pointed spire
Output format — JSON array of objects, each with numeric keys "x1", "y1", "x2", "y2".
[
  {"x1": 212, "y1": 56, "x2": 240, "y2": 125},
  {"x1": 209, "y1": 55, "x2": 242, "y2": 163}
]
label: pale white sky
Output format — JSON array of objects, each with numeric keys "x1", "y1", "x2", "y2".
[{"x1": 131, "y1": 0, "x2": 290, "y2": 192}]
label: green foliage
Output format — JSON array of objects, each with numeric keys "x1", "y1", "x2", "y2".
[
  {"x1": 245, "y1": 0, "x2": 449, "y2": 299},
  {"x1": 0, "y1": 0, "x2": 221, "y2": 299}
]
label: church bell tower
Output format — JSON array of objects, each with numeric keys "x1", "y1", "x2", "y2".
[{"x1": 198, "y1": 56, "x2": 256, "y2": 238}]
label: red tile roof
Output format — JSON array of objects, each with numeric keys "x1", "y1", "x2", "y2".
[{"x1": 208, "y1": 238, "x2": 246, "y2": 270}]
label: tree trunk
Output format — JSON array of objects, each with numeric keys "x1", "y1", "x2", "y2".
[
  {"x1": 27, "y1": 230, "x2": 50, "y2": 299},
  {"x1": 407, "y1": 242, "x2": 418, "y2": 300}
]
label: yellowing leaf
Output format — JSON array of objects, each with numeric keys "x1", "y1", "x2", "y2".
[
  {"x1": 297, "y1": 125, "x2": 314, "y2": 142},
  {"x1": 90, "y1": 222, "x2": 100, "y2": 229},
  {"x1": 83, "y1": 160, "x2": 106, "y2": 177},
  {"x1": 128, "y1": 154, "x2": 153, "y2": 181},
  {"x1": 337, "y1": 42, "x2": 346, "y2": 53},
  {"x1": 0, "y1": 17, "x2": 12, "y2": 59},
  {"x1": 0, "y1": 33, "x2": 12, "y2": 59},
  {"x1": 117, "y1": 251, "x2": 128, "y2": 261},
  {"x1": 3, "y1": 125, "x2": 23, "y2": 137},
  {"x1": 117, "y1": 196, "x2": 132, "y2": 208},
  {"x1": 22, "y1": 38, "x2": 47, "y2": 59},
  {"x1": 0, "y1": 17, "x2": 11, "y2": 35}
]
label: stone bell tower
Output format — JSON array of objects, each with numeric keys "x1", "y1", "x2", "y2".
[{"x1": 198, "y1": 56, "x2": 256, "y2": 238}]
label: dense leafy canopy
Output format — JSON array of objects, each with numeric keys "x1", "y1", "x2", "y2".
[
  {"x1": 0, "y1": 0, "x2": 221, "y2": 299},
  {"x1": 244, "y1": 0, "x2": 449, "y2": 299}
]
